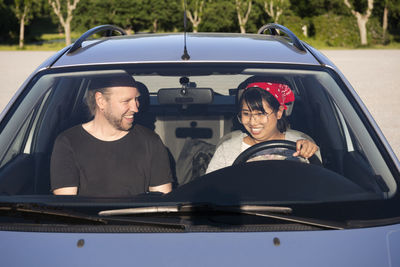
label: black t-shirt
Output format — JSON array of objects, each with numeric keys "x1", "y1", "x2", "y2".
[{"x1": 50, "y1": 124, "x2": 173, "y2": 197}]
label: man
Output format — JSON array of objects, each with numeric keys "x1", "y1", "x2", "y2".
[{"x1": 50, "y1": 73, "x2": 172, "y2": 196}]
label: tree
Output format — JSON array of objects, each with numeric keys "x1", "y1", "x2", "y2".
[
  {"x1": 13, "y1": 0, "x2": 35, "y2": 48},
  {"x1": 380, "y1": 0, "x2": 400, "y2": 42},
  {"x1": 263, "y1": 0, "x2": 290, "y2": 24},
  {"x1": 144, "y1": 0, "x2": 180, "y2": 32},
  {"x1": 48, "y1": 0, "x2": 81, "y2": 45},
  {"x1": 106, "y1": 0, "x2": 149, "y2": 33},
  {"x1": 382, "y1": 0, "x2": 388, "y2": 40},
  {"x1": 290, "y1": 0, "x2": 350, "y2": 18},
  {"x1": 343, "y1": 0, "x2": 374, "y2": 45},
  {"x1": 235, "y1": 0, "x2": 252, "y2": 33},
  {"x1": 184, "y1": 0, "x2": 206, "y2": 32},
  {"x1": 0, "y1": 0, "x2": 18, "y2": 44},
  {"x1": 200, "y1": 0, "x2": 237, "y2": 32}
]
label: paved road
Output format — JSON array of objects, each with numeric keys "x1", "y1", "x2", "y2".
[
  {"x1": 321, "y1": 50, "x2": 400, "y2": 159},
  {"x1": 0, "y1": 50, "x2": 399, "y2": 158}
]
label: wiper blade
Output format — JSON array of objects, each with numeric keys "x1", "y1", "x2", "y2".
[
  {"x1": 240, "y1": 210, "x2": 345, "y2": 230},
  {"x1": 0, "y1": 204, "x2": 187, "y2": 229},
  {"x1": 98, "y1": 204, "x2": 292, "y2": 216},
  {"x1": 99, "y1": 204, "x2": 345, "y2": 230},
  {"x1": 0, "y1": 204, "x2": 106, "y2": 224}
]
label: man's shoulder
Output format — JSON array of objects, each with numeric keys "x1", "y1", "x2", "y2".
[
  {"x1": 56, "y1": 124, "x2": 84, "y2": 142},
  {"x1": 52, "y1": 125, "x2": 86, "y2": 153},
  {"x1": 130, "y1": 124, "x2": 160, "y2": 141},
  {"x1": 61, "y1": 124, "x2": 82, "y2": 135}
]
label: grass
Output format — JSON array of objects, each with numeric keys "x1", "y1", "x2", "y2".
[
  {"x1": 0, "y1": 43, "x2": 66, "y2": 51},
  {"x1": 302, "y1": 36, "x2": 400, "y2": 50},
  {"x1": 0, "y1": 32, "x2": 81, "y2": 51}
]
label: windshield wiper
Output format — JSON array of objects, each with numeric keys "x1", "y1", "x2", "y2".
[
  {"x1": 99, "y1": 204, "x2": 345, "y2": 230},
  {"x1": 98, "y1": 204, "x2": 292, "y2": 216},
  {"x1": 0, "y1": 204, "x2": 106, "y2": 224},
  {"x1": 0, "y1": 203, "x2": 187, "y2": 229},
  {"x1": 240, "y1": 210, "x2": 345, "y2": 230}
]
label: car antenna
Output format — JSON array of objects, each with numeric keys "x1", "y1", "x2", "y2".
[{"x1": 181, "y1": 0, "x2": 190, "y2": 60}]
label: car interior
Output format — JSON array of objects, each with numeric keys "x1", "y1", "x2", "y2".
[{"x1": 0, "y1": 65, "x2": 393, "y2": 201}]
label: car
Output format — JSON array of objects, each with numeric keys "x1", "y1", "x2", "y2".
[{"x1": 0, "y1": 23, "x2": 399, "y2": 266}]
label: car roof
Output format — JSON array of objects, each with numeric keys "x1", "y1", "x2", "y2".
[{"x1": 50, "y1": 32, "x2": 323, "y2": 68}]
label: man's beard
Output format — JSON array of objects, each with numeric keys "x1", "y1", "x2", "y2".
[{"x1": 104, "y1": 109, "x2": 133, "y2": 131}]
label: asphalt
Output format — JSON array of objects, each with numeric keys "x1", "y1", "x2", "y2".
[{"x1": 0, "y1": 50, "x2": 399, "y2": 158}]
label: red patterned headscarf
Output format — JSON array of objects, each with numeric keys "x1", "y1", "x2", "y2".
[{"x1": 245, "y1": 82, "x2": 295, "y2": 110}]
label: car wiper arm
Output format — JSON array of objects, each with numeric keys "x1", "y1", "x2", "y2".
[
  {"x1": 99, "y1": 204, "x2": 345, "y2": 230},
  {"x1": 0, "y1": 204, "x2": 188, "y2": 229},
  {"x1": 240, "y1": 210, "x2": 346, "y2": 230},
  {"x1": 98, "y1": 204, "x2": 292, "y2": 216},
  {"x1": 0, "y1": 204, "x2": 107, "y2": 224}
]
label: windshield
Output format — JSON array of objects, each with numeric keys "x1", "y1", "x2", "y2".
[{"x1": 0, "y1": 63, "x2": 398, "y2": 224}]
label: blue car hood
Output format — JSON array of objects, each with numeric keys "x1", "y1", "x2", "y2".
[{"x1": 2, "y1": 223, "x2": 400, "y2": 267}]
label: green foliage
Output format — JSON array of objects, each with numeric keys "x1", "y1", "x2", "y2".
[
  {"x1": 1, "y1": 0, "x2": 400, "y2": 47},
  {"x1": 289, "y1": 0, "x2": 349, "y2": 17},
  {"x1": 367, "y1": 17, "x2": 385, "y2": 45},
  {"x1": 280, "y1": 15, "x2": 307, "y2": 38},
  {"x1": 13, "y1": 0, "x2": 34, "y2": 23},
  {"x1": 112, "y1": 0, "x2": 152, "y2": 32},
  {"x1": 386, "y1": 0, "x2": 400, "y2": 41},
  {"x1": 24, "y1": 0, "x2": 58, "y2": 42},
  {"x1": 145, "y1": 0, "x2": 181, "y2": 32},
  {"x1": 242, "y1": 0, "x2": 267, "y2": 33},
  {"x1": 348, "y1": 0, "x2": 369, "y2": 14},
  {"x1": 200, "y1": 0, "x2": 237, "y2": 32},
  {"x1": 0, "y1": 0, "x2": 19, "y2": 43},
  {"x1": 72, "y1": 0, "x2": 181, "y2": 33},
  {"x1": 312, "y1": 13, "x2": 360, "y2": 47},
  {"x1": 260, "y1": 0, "x2": 291, "y2": 23}
]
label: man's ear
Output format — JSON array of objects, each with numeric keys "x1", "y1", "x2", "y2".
[
  {"x1": 277, "y1": 105, "x2": 284, "y2": 119},
  {"x1": 95, "y1": 92, "x2": 107, "y2": 110}
]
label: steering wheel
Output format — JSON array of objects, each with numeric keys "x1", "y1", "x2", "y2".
[{"x1": 232, "y1": 140, "x2": 322, "y2": 166}]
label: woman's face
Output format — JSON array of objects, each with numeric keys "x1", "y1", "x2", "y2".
[{"x1": 240, "y1": 99, "x2": 283, "y2": 143}]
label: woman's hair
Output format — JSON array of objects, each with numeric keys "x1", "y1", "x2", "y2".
[
  {"x1": 238, "y1": 86, "x2": 289, "y2": 132},
  {"x1": 85, "y1": 74, "x2": 136, "y2": 116}
]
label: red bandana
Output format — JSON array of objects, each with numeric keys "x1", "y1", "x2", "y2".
[{"x1": 245, "y1": 82, "x2": 295, "y2": 110}]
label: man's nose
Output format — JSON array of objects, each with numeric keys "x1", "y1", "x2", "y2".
[{"x1": 130, "y1": 100, "x2": 139, "y2": 112}]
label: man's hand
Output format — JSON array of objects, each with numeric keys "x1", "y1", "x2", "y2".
[
  {"x1": 149, "y1": 183, "x2": 172, "y2": 194},
  {"x1": 292, "y1": 139, "x2": 318, "y2": 159},
  {"x1": 53, "y1": 187, "x2": 78, "y2": 195}
]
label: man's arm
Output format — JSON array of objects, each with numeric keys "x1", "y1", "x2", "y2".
[
  {"x1": 53, "y1": 187, "x2": 78, "y2": 195},
  {"x1": 149, "y1": 183, "x2": 172, "y2": 194},
  {"x1": 50, "y1": 134, "x2": 80, "y2": 194}
]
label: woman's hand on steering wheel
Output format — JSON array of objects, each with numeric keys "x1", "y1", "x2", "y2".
[
  {"x1": 233, "y1": 140, "x2": 322, "y2": 166},
  {"x1": 292, "y1": 139, "x2": 319, "y2": 159}
]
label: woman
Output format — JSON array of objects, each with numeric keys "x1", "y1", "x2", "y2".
[{"x1": 206, "y1": 82, "x2": 320, "y2": 173}]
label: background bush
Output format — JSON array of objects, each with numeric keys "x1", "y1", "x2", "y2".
[
  {"x1": 367, "y1": 17, "x2": 385, "y2": 45},
  {"x1": 2, "y1": 0, "x2": 400, "y2": 48},
  {"x1": 280, "y1": 15, "x2": 308, "y2": 38},
  {"x1": 312, "y1": 14, "x2": 360, "y2": 47}
]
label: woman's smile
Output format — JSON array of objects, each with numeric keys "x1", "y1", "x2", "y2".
[{"x1": 249, "y1": 126, "x2": 263, "y2": 136}]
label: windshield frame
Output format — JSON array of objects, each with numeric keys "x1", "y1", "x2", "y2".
[{"x1": 0, "y1": 62, "x2": 399, "y2": 225}]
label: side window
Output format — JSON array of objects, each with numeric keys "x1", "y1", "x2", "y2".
[
  {"x1": 23, "y1": 90, "x2": 52, "y2": 154},
  {"x1": 0, "y1": 84, "x2": 53, "y2": 168},
  {"x1": 0, "y1": 110, "x2": 34, "y2": 168}
]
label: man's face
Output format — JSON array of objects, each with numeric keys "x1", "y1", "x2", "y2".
[{"x1": 102, "y1": 86, "x2": 140, "y2": 131}]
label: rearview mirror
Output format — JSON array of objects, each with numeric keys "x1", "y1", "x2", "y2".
[{"x1": 157, "y1": 88, "x2": 214, "y2": 105}]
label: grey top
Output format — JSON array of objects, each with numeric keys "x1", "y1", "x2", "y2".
[{"x1": 206, "y1": 129, "x2": 321, "y2": 173}]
